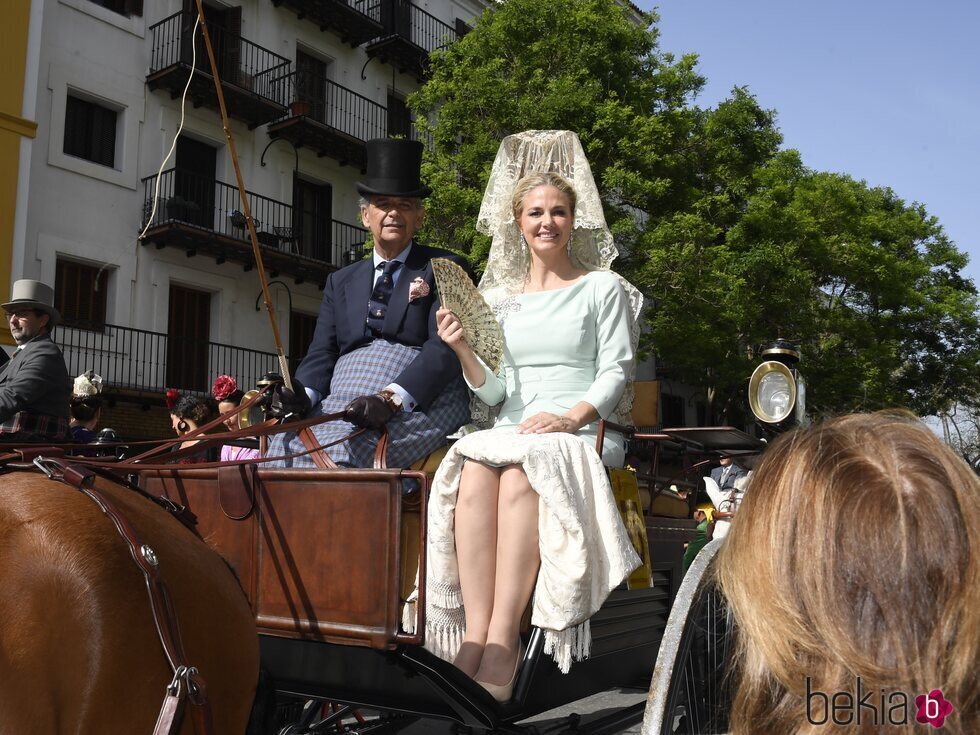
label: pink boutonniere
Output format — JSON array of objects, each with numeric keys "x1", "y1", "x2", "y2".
[{"x1": 408, "y1": 277, "x2": 430, "y2": 302}]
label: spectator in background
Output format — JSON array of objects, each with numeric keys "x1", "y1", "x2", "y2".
[
  {"x1": 212, "y1": 374, "x2": 259, "y2": 462},
  {"x1": 715, "y1": 412, "x2": 980, "y2": 735},
  {"x1": 0, "y1": 280, "x2": 71, "y2": 442},
  {"x1": 69, "y1": 371, "x2": 104, "y2": 444},
  {"x1": 709, "y1": 454, "x2": 747, "y2": 492},
  {"x1": 682, "y1": 508, "x2": 711, "y2": 573},
  {"x1": 167, "y1": 390, "x2": 219, "y2": 464}
]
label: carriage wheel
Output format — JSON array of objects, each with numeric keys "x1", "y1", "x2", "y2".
[{"x1": 642, "y1": 539, "x2": 736, "y2": 735}]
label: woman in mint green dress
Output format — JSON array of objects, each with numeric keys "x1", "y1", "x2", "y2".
[{"x1": 419, "y1": 131, "x2": 644, "y2": 702}]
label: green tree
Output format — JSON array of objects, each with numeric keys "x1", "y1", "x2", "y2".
[
  {"x1": 938, "y1": 404, "x2": 980, "y2": 475},
  {"x1": 413, "y1": 0, "x2": 980, "y2": 421}
]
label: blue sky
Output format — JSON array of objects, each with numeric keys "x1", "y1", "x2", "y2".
[{"x1": 639, "y1": 0, "x2": 980, "y2": 287}]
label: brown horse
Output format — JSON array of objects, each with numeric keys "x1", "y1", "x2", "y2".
[{"x1": 0, "y1": 468, "x2": 259, "y2": 734}]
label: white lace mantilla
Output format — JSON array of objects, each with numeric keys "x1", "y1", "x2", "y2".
[{"x1": 414, "y1": 428, "x2": 641, "y2": 673}]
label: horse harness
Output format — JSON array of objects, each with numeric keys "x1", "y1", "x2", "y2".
[
  {"x1": 0, "y1": 448, "x2": 215, "y2": 735},
  {"x1": 0, "y1": 405, "x2": 393, "y2": 734}
]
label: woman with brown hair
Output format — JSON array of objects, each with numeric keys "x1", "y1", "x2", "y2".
[
  {"x1": 167, "y1": 391, "x2": 219, "y2": 464},
  {"x1": 714, "y1": 412, "x2": 979, "y2": 734}
]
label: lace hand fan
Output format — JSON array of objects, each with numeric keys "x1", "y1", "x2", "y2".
[{"x1": 432, "y1": 258, "x2": 504, "y2": 372}]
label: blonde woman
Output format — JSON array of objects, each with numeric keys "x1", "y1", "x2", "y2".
[
  {"x1": 421, "y1": 131, "x2": 643, "y2": 702},
  {"x1": 715, "y1": 412, "x2": 980, "y2": 734}
]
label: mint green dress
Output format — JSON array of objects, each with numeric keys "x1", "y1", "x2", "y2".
[
  {"x1": 421, "y1": 270, "x2": 640, "y2": 672},
  {"x1": 469, "y1": 269, "x2": 634, "y2": 466}
]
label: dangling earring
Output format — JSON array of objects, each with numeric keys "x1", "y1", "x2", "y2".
[
  {"x1": 519, "y1": 232, "x2": 528, "y2": 252},
  {"x1": 566, "y1": 231, "x2": 574, "y2": 257},
  {"x1": 177, "y1": 419, "x2": 189, "y2": 433}
]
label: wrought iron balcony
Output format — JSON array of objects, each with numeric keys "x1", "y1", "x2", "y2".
[
  {"x1": 139, "y1": 168, "x2": 369, "y2": 286},
  {"x1": 267, "y1": 73, "x2": 386, "y2": 168},
  {"x1": 147, "y1": 11, "x2": 290, "y2": 129},
  {"x1": 365, "y1": 0, "x2": 457, "y2": 80},
  {"x1": 267, "y1": 71, "x2": 433, "y2": 166},
  {"x1": 56, "y1": 320, "x2": 285, "y2": 397},
  {"x1": 271, "y1": 0, "x2": 384, "y2": 47}
]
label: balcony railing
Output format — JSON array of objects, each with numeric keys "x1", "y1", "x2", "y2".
[
  {"x1": 140, "y1": 168, "x2": 367, "y2": 276},
  {"x1": 271, "y1": 0, "x2": 384, "y2": 47},
  {"x1": 267, "y1": 70, "x2": 432, "y2": 162},
  {"x1": 365, "y1": 0, "x2": 457, "y2": 79},
  {"x1": 56, "y1": 321, "x2": 284, "y2": 396},
  {"x1": 147, "y1": 11, "x2": 289, "y2": 127},
  {"x1": 283, "y1": 72, "x2": 387, "y2": 141}
]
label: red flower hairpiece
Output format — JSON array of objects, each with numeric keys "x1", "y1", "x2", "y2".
[
  {"x1": 211, "y1": 374, "x2": 238, "y2": 402},
  {"x1": 165, "y1": 388, "x2": 181, "y2": 410}
]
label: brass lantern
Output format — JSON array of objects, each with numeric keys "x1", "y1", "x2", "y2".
[{"x1": 748, "y1": 340, "x2": 806, "y2": 429}]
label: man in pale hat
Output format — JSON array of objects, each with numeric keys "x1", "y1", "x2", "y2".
[
  {"x1": 268, "y1": 139, "x2": 471, "y2": 467},
  {"x1": 0, "y1": 279, "x2": 71, "y2": 442}
]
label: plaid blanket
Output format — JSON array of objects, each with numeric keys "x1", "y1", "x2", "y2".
[
  {"x1": 0, "y1": 411, "x2": 70, "y2": 442},
  {"x1": 267, "y1": 340, "x2": 469, "y2": 468}
]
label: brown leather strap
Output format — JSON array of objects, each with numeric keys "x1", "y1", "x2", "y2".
[
  {"x1": 373, "y1": 429, "x2": 389, "y2": 470},
  {"x1": 297, "y1": 427, "x2": 338, "y2": 469},
  {"x1": 124, "y1": 388, "x2": 271, "y2": 464},
  {"x1": 37, "y1": 459, "x2": 214, "y2": 735}
]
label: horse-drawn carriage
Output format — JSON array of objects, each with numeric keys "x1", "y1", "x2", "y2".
[{"x1": 0, "y1": 397, "x2": 762, "y2": 735}]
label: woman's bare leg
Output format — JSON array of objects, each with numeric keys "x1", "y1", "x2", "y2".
[
  {"x1": 452, "y1": 460, "x2": 502, "y2": 677},
  {"x1": 475, "y1": 464, "x2": 540, "y2": 686}
]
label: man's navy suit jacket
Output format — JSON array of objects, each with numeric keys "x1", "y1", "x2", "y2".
[{"x1": 296, "y1": 243, "x2": 468, "y2": 410}]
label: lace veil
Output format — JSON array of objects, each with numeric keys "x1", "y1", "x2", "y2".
[{"x1": 473, "y1": 130, "x2": 643, "y2": 428}]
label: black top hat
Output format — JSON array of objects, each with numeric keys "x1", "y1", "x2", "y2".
[{"x1": 356, "y1": 139, "x2": 432, "y2": 198}]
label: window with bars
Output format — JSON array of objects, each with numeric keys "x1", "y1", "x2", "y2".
[
  {"x1": 87, "y1": 0, "x2": 143, "y2": 16},
  {"x1": 55, "y1": 260, "x2": 109, "y2": 330},
  {"x1": 64, "y1": 96, "x2": 118, "y2": 168}
]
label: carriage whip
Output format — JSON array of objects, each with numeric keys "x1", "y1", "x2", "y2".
[{"x1": 193, "y1": 0, "x2": 293, "y2": 391}]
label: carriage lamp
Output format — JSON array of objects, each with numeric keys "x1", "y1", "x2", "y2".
[
  {"x1": 748, "y1": 340, "x2": 806, "y2": 430},
  {"x1": 238, "y1": 372, "x2": 283, "y2": 429}
]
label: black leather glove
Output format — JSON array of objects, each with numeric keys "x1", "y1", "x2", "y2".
[
  {"x1": 270, "y1": 378, "x2": 312, "y2": 419},
  {"x1": 345, "y1": 393, "x2": 400, "y2": 431}
]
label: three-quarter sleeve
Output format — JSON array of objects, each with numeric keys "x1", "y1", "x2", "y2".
[
  {"x1": 466, "y1": 357, "x2": 506, "y2": 407},
  {"x1": 581, "y1": 274, "x2": 633, "y2": 418}
]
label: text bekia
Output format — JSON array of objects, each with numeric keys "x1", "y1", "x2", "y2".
[{"x1": 806, "y1": 677, "x2": 954, "y2": 728}]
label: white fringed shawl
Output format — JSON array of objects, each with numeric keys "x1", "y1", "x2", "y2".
[{"x1": 408, "y1": 428, "x2": 640, "y2": 673}]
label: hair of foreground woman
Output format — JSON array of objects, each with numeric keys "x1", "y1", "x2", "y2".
[
  {"x1": 715, "y1": 411, "x2": 979, "y2": 734},
  {"x1": 510, "y1": 171, "x2": 577, "y2": 221}
]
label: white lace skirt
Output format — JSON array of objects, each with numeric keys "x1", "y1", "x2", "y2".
[{"x1": 415, "y1": 427, "x2": 641, "y2": 673}]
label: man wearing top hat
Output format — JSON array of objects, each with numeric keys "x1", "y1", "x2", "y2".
[
  {"x1": 268, "y1": 139, "x2": 470, "y2": 468},
  {"x1": 0, "y1": 279, "x2": 71, "y2": 442}
]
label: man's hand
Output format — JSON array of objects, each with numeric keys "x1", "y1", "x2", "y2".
[
  {"x1": 345, "y1": 393, "x2": 401, "y2": 430},
  {"x1": 271, "y1": 378, "x2": 312, "y2": 419}
]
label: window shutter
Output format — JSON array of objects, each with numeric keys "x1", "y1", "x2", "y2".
[{"x1": 55, "y1": 260, "x2": 109, "y2": 329}]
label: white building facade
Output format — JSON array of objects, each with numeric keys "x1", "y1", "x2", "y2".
[{"x1": 17, "y1": 0, "x2": 488, "y2": 400}]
